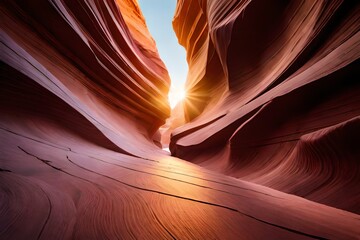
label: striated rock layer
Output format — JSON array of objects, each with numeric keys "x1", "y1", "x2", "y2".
[
  {"x1": 1, "y1": 0, "x2": 360, "y2": 239},
  {"x1": 1, "y1": 0, "x2": 172, "y2": 155},
  {"x1": 171, "y1": 0, "x2": 360, "y2": 214}
]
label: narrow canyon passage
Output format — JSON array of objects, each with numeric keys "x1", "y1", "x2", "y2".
[{"x1": 1, "y1": 1, "x2": 359, "y2": 239}]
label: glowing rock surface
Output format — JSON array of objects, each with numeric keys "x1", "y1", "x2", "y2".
[
  {"x1": 171, "y1": 0, "x2": 360, "y2": 214},
  {"x1": 0, "y1": 0, "x2": 359, "y2": 239}
]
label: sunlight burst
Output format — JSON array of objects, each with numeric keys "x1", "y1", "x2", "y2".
[{"x1": 168, "y1": 86, "x2": 186, "y2": 108}]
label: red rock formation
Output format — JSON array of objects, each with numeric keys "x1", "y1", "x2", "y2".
[
  {"x1": 1, "y1": 0, "x2": 359, "y2": 239},
  {"x1": 159, "y1": 101, "x2": 186, "y2": 147},
  {"x1": 1, "y1": 0, "x2": 171, "y2": 157},
  {"x1": 171, "y1": 0, "x2": 360, "y2": 214}
]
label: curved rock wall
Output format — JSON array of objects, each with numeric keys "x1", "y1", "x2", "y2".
[
  {"x1": 1, "y1": 0, "x2": 170, "y2": 157},
  {"x1": 1, "y1": 0, "x2": 360, "y2": 238},
  {"x1": 171, "y1": 0, "x2": 360, "y2": 213}
]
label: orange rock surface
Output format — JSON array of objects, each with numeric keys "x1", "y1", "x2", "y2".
[
  {"x1": 1, "y1": 0, "x2": 359, "y2": 239},
  {"x1": 171, "y1": 0, "x2": 360, "y2": 214}
]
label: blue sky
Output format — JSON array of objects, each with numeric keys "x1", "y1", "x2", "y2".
[{"x1": 138, "y1": 0, "x2": 188, "y2": 107}]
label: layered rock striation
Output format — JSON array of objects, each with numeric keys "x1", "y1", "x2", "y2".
[
  {"x1": 171, "y1": 0, "x2": 360, "y2": 214},
  {"x1": 1, "y1": 0, "x2": 359, "y2": 239},
  {"x1": 1, "y1": 0, "x2": 171, "y2": 157}
]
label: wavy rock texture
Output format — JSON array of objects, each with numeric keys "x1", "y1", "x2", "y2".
[
  {"x1": 171, "y1": 0, "x2": 360, "y2": 215},
  {"x1": 1, "y1": 0, "x2": 360, "y2": 239}
]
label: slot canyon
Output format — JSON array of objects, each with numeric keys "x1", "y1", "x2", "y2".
[{"x1": 1, "y1": 0, "x2": 359, "y2": 239}]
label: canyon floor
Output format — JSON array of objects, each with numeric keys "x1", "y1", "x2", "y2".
[
  {"x1": 1, "y1": 0, "x2": 360, "y2": 239},
  {"x1": 1, "y1": 120, "x2": 359, "y2": 239}
]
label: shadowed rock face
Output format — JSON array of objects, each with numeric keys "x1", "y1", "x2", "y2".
[
  {"x1": 1, "y1": 0, "x2": 171, "y2": 148},
  {"x1": 171, "y1": 0, "x2": 360, "y2": 214},
  {"x1": 1, "y1": 0, "x2": 359, "y2": 239}
]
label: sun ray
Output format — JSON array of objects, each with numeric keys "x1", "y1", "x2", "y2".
[{"x1": 168, "y1": 85, "x2": 186, "y2": 108}]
